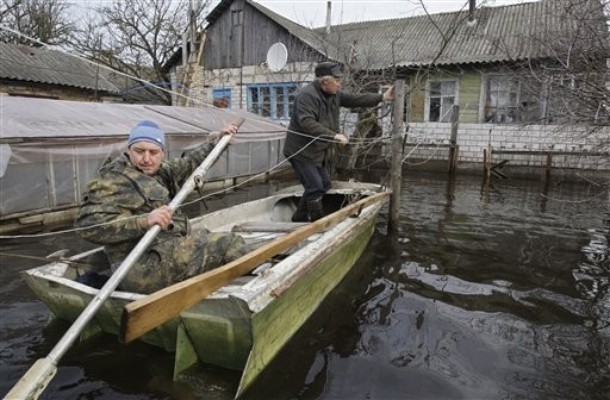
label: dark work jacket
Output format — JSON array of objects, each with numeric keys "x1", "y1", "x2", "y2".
[{"x1": 284, "y1": 82, "x2": 383, "y2": 164}]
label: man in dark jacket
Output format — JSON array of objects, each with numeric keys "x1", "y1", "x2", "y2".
[
  {"x1": 74, "y1": 120, "x2": 247, "y2": 294},
  {"x1": 284, "y1": 61, "x2": 394, "y2": 221}
]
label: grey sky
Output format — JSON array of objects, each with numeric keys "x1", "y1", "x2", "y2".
[{"x1": 256, "y1": 0, "x2": 532, "y2": 27}]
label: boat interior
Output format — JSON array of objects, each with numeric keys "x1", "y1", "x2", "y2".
[{"x1": 52, "y1": 191, "x2": 368, "y2": 293}]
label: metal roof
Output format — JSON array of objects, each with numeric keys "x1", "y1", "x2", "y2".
[
  {"x1": 0, "y1": 43, "x2": 120, "y2": 93},
  {"x1": 313, "y1": 0, "x2": 607, "y2": 69},
  {"x1": 0, "y1": 97, "x2": 285, "y2": 140},
  {"x1": 167, "y1": 0, "x2": 608, "y2": 76}
]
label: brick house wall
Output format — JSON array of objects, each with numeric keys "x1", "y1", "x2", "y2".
[{"x1": 403, "y1": 123, "x2": 610, "y2": 170}]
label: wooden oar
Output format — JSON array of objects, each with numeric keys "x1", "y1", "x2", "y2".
[
  {"x1": 119, "y1": 190, "x2": 389, "y2": 343},
  {"x1": 5, "y1": 119, "x2": 244, "y2": 400}
]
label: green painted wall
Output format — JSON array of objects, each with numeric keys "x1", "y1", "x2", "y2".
[
  {"x1": 407, "y1": 68, "x2": 482, "y2": 123},
  {"x1": 458, "y1": 71, "x2": 482, "y2": 123},
  {"x1": 408, "y1": 74, "x2": 426, "y2": 122}
]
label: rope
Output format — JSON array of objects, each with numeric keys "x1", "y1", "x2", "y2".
[{"x1": 0, "y1": 27, "x2": 428, "y2": 240}]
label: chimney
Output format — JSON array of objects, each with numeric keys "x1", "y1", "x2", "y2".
[
  {"x1": 326, "y1": 1, "x2": 331, "y2": 35},
  {"x1": 468, "y1": 0, "x2": 477, "y2": 25}
]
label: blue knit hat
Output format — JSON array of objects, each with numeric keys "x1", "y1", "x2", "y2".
[{"x1": 128, "y1": 120, "x2": 166, "y2": 149}]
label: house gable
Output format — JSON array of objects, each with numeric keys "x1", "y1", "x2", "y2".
[{"x1": 203, "y1": 0, "x2": 326, "y2": 71}]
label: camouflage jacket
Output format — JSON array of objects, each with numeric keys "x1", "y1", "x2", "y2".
[{"x1": 74, "y1": 138, "x2": 219, "y2": 265}]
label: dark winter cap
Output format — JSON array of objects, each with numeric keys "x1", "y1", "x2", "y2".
[
  {"x1": 315, "y1": 62, "x2": 343, "y2": 78},
  {"x1": 128, "y1": 120, "x2": 166, "y2": 149}
]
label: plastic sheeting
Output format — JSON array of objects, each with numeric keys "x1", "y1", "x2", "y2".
[{"x1": 0, "y1": 97, "x2": 288, "y2": 218}]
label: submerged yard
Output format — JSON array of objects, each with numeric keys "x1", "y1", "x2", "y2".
[{"x1": 1, "y1": 171, "x2": 608, "y2": 399}]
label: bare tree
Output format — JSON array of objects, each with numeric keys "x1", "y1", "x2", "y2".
[
  {"x1": 328, "y1": 0, "x2": 610, "y2": 174},
  {"x1": 0, "y1": 0, "x2": 74, "y2": 46},
  {"x1": 504, "y1": 0, "x2": 610, "y2": 128},
  {"x1": 70, "y1": 0, "x2": 211, "y2": 104}
]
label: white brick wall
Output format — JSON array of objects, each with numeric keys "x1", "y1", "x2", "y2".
[
  {"x1": 201, "y1": 62, "x2": 314, "y2": 110},
  {"x1": 175, "y1": 63, "x2": 610, "y2": 172},
  {"x1": 403, "y1": 123, "x2": 610, "y2": 170}
]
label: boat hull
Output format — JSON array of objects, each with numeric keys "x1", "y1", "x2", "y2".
[
  {"x1": 237, "y1": 208, "x2": 377, "y2": 396},
  {"x1": 21, "y1": 257, "x2": 179, "y2": 351},
  {"x1": 20, "y1": 181, "x2": 388, "y2": 396}
]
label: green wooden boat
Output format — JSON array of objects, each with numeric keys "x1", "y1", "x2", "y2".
[{"x1": 21, "y1": 181, "x2": 388, "y2": 397}]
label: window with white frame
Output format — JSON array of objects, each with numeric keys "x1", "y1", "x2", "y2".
[
  {"x1": 247, "y1": 83, "x2": 299, "y2": 121},
  {"x1": 484, "y1": 75, "x2": 540, "y2": 124},
  {"x1": 427, "y1": 80, "x2": 457, "y2": 122},
  {"x1": 484, "y1": 75, "x2": 520, "y2": 123}
]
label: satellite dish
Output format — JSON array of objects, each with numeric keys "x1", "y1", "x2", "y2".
[{"x1": 266, "y1": 42, "x2": 288, "y2": 72}]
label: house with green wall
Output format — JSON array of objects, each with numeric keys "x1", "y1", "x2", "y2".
[{"x1": 165, "y1": 0, "x2": 609, "y2": 171}]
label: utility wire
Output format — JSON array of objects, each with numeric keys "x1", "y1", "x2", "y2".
[{"x1": 0, "y1": 26, "x2": 416, "y2": 240}]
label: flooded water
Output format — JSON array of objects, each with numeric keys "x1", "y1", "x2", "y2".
[{"x1": 1, "y1": 172, "x2": 609, "y2": 400}]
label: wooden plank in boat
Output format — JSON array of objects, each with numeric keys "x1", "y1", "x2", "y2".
[
  {"x1": 232, "y1": 222, "x2": 309, "y2": 232},
  {"x1": 119, "y1": 192, "x2": 389, "y2": 344}
]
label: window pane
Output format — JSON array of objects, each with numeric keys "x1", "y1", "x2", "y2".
[
  {"x1": 429, "y1": 98, "x2": 440, "y2": 121},
  {"x1": 489, "y1": 91, "x2": 498, "y2": 107},
  {"x1": 260, "y1": 87, "x2": 271, "y2": 117},
  {"x1": 287, "y1": 85, "x2": 298, "y2": 117},
  {"x1": 510, "y1": 92, "x2": 518, "y2": 105},
  {"x1": 497, "y1": 93, "x2": 510, "y2": 108},
  {"x1": 441, "y1": 81, "x2": 456, "y2": 95},
  {"x1": 249, "y1": 88, "x2": 259, "y2": 115},
  {"x1": 441, "y1": 97, "x2": 454, "y2": 122},
  {"x1": 275, "y1": 87, "x2": 285, "y2": 119},
  {"x1": 490, "y1": 80, "x2": 499, "y2": 92},
  {"x1": 430, "y1": 82, "x2": 441, "y2": 96}
]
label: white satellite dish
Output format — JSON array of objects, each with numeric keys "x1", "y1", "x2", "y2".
[{"x1": 266, "y1": 42, "x2": 288, "y2": 72}]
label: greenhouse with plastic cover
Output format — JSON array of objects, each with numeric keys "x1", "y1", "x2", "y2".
[{"x1": 0, "y1": 97, "x2": 288, "y2": 234}]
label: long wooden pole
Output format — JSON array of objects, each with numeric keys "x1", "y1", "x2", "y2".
[
  {"x1": 119, "y1": 191, "x2": 390, "y2": 343},
  {"x1": 5, "y1": 120, "x2": 243, "y2": 400},
  {"x1": 388, "y1": 80, "x2": 405, "y2": 233}
]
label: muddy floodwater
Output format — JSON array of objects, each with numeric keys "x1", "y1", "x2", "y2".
[{"x1": 1, "y1": 172, "x2": 609, "y2": 400}]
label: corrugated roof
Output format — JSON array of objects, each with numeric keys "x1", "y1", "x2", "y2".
[
  {"x1": 169, "y1": 0, "x2": 608, "y2": 74},
  {"x1": 312, "y1": 0, "x2": 607, "y2": 69},
  {"x1": 0, "y1": 97, "x2": 285, "y2": 140},
  {"x1": 0, "y1": 43, "x2": 120, "y2": 93}
]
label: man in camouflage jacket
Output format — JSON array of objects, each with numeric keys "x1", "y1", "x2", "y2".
[{"x1": 74, "y1": 120, "x2": 247, "y2": 294}]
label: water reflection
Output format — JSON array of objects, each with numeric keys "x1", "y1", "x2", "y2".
[
  {"x1": 251, "y1": 172, "x2": 610, "y2": 400},
  {"x1": 1, "y1": 174, "x2": 609, "y2": 399}
]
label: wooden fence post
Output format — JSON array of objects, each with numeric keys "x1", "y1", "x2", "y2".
[
  {"x1": 388, "y1": 80, "x2": 405, "y2": 234},
  {"x1": 545, "y1": 153, "x2": 553, "y2": 181},
  {"x1": 448, "y1": 105, "x2": 460, "y2": 174}
]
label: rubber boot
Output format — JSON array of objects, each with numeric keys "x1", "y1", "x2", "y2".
[
  {"x1": 306, "y1": 198, "x2": 324, "y2": 221},
  {"x1": 291, "y1": 197, "x2": 309, "y2": 222}
]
